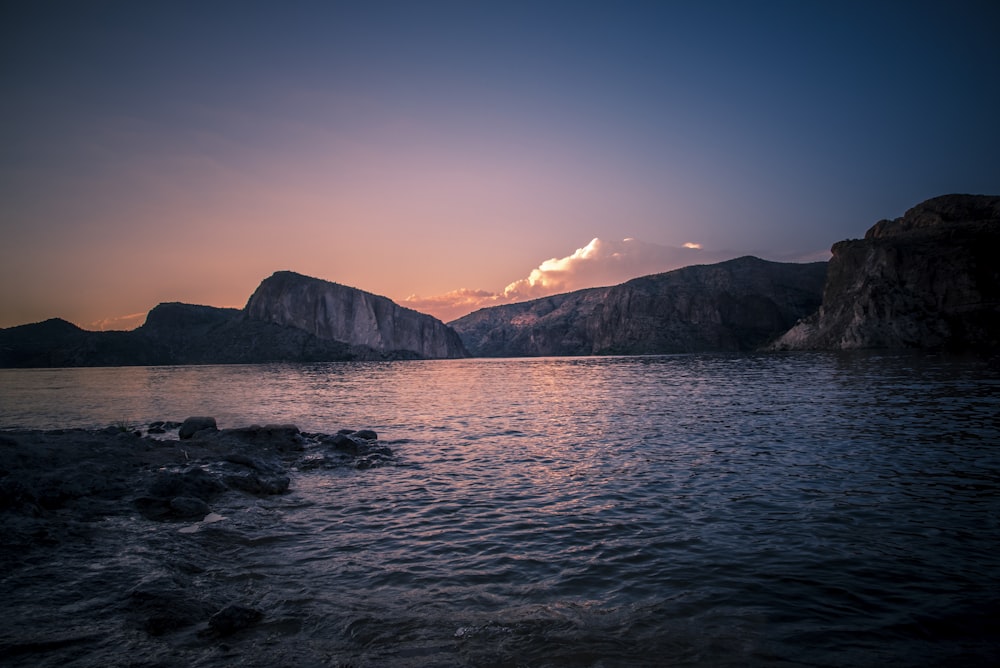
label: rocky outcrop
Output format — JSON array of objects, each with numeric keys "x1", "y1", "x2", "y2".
[
  {"x1": 245, "y1": 271, "x2": 466, "y2": 358},
  {"x1": 450, "y1": 256, "x2": 828, "y2": 356},
  {"x1": 772, "y1": 194, "x2": 1000, "y2": 350}
]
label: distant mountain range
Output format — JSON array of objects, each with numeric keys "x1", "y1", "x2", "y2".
[
  {"x1": 2, "y1": 194, "x2": 997, "y2": 367},
  {"x1": 449, "y1": 256, "x2": 827, "y2": 356}
]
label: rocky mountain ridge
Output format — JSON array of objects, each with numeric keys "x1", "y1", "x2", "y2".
[{"x1": 450, "y1": 256, "x2": 828, "y2": 356}]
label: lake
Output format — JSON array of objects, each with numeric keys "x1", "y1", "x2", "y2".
[{"x1": 1, "y1": 352, "x2": 999, "y2": 666}]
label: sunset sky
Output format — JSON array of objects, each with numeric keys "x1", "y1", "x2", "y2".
[{"x1": 2, "y1": 1, "x2": 999, "y2": 329}]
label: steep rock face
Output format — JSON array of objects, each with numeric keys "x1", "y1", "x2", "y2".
[
  {"x1": 772, "y1": 194, "x2": 1000, "y2": 350},
  {"x1": 245, "y1": 271, "x2": 466, "y2": 359},
  {"x1": 451, "y1": 257, "x2": 827, "y2": 357}
]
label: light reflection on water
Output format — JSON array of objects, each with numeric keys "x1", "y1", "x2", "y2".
[{"x1": 1, "y1": 351, "x2": 999, "y2": 666}]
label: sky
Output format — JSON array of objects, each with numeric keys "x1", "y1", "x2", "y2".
[{"x1": 2, "y1": 1, "x2": 999, "y2": 330}]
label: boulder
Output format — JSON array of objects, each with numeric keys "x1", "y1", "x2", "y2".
[{"x1": 179, "y1": 417, "x2": 217, "y2": 440}]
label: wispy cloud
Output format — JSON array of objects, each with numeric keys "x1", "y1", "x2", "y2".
[
  {"x1": 404, "y1": 237, "x2": 737, "y2": 322},
  {"x1": 402, "y1": 288, "x2": 506, "y2": 324},
  {"x1": 87, "y1": 312, "x2": 147, "y2": 332}
]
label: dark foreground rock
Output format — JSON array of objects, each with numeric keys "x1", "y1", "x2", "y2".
[
  {"x1": 0, "y1": 418, "x2": 394, "y2": 662},
  {"x1": 0, "y1": 419, "x2": 393, "y2": 557}
]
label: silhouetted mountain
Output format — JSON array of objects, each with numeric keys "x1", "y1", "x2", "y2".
[
  {"x1": 450, "y1": 257, "x2": 828, "y2": 356},
  {"x1": 772, "y1": 194, "x2": 1000, "y2": 350},
  {"x1": 0, "y1": 274, "x2": 466, "y2": 367}
]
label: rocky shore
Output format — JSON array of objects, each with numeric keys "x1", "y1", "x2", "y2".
[{"x1": 0, "y1": 418, "x2": 392, "y2": 664}]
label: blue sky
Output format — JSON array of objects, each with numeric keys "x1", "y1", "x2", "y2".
[{"x1": 2, "y1": 1, "x2": 998, "y2": 327}]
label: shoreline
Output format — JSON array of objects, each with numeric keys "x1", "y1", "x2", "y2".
[{"x1": 0, "y1": 419, "x2": 391, "y2": 652}]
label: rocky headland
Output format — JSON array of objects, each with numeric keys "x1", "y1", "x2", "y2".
[
  {"x1": 450, "y1": 256, "x2": 828, "y2": 356},
  {"x1": 246, "y1": 270, "x2": 466, "y2": 359},
  {"x1": 772, "y1": 194, "x2": 1000, "y2": 350},
  {"x1": 0, "y1": 418, "x2": 393, "y2": 658}
]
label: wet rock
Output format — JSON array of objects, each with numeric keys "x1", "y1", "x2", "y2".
[
  {"x1": 207, "y1": 604, "x2": 263, "y2": 636},
  {"x1": 223, "y1": 472, "x2": 290, "y2": 496},
  {"x1": 325, "y1": 433, "x2": 364, "y2": 455},
  {"x1": 148, "y1": 467, "x2": 227, "y2": 501},
  {"x1": 219, "y1": 424, "x2": 304, "y2": 452},
  {"x1": 179, "y1": 416, "x2": 218, "y2": 439},
  {"x1": 223, "y1": 452, "x2": 280, "y2": 473},
  {"x1": 136, "y1": 467, "x2": 228, "y2": 520},
  {"x1": 321, "y1": 431, "x2": 393, "y2": 468}
]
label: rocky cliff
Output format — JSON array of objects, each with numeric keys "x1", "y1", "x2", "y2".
[
  {"x1": 245, "y1": 271, "x2": 466, "y2": 359},
  {"x1": 772, "y1": 194, "x2": 1000, "y2": 350},
  {"x1": 450, "y1": 257, "x2": 828, "y2": 356}
]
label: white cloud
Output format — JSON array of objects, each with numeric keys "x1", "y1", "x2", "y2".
[{"x1": 87, "y1": 311, "x2": 147, "y2": 331}]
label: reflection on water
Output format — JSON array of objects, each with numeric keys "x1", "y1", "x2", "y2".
[{"x1": 1, "y1": 351, "x2": 999, "y2": 666}]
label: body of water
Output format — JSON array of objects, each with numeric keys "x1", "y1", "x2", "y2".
[{"x1": 1, "y1": 352, "x2": 999, "y2": 666}]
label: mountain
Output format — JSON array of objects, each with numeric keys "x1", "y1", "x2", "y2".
[
  {"x1": 245, "y1": 271, "x2": 466, "y2": 359},
  {"x1": 0, "y1": 273, "x2": 466, "y2": 367},
  {"x1": 450, "y1": 256, "x2": 828, "y2": 356},
  {"x1": 772, "y1": 194, "x2": 1000, "y2": 350}
]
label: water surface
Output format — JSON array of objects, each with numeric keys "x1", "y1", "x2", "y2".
[{"x1": 1, "y1": 352, "x2": 998, "y2": 666}]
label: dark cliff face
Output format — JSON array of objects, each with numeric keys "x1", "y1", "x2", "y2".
[
  {"x1": 450, "y1": 257, "x2": 828, "y2": 357},
  {"x1": 772, "y1": 194, "x2": 1000, "y2": 350},
  {"x1": 245, "y1": 271, "x2": 467, "y2": 359}
]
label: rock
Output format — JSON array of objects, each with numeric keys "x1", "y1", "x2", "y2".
[
  {"x1": 207, "y1": 604, "x2": 263, "y2": 636},
  {"x1": 352, "y1": 429, "x2": 378, "y2": 441},
  {"x1": 179, "y1": 417, "x2": 217, "y2": 440},
  {"x1": 244, "y1": 270, "x2": 467, "y2": 358},
  {"x1": 772, "y1": 194, "x2": 1000, "y2": 350},
  {"x1": 219, "y1": 424, "x2": 303, "y2": 452},
  {"x1": 450, "y1": 257, "x2": 828, "y2": 356},
  {"x1": 325, "y1": 433, "x2": 364, "y2": 455},
  {"x1": 223, "y1": 472, "x2": 290, "y2": 496},
  {"x1": 147, "y1": 467, "x2": 227, "y2": 502}
]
